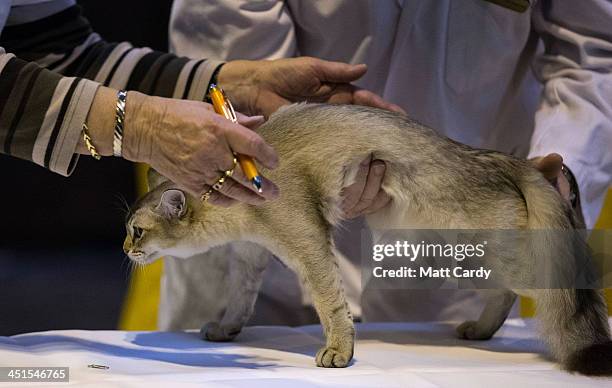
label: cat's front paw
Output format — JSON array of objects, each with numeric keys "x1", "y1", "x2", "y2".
[
  {"x1": 315, "y1": 346, "x2": 352, "y2": 368},
  {"x1": 456, "y1": 320, "x2": 494, "y2": 340},
  {"x1": 200, "y1": 322, "x2": 242, "y2": 342}
]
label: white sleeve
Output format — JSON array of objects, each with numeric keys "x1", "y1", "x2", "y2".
[
  {"x1": 169, "y1": 0, "x2": 297, "y2": 61},
  {"x1": 528, "y1": 0, "x2": 612, "y2": 227}
]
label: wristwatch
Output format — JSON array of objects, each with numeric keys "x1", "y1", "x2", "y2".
[{"x1": 204, "y1": 63, "x2": 225, "y2": 103}]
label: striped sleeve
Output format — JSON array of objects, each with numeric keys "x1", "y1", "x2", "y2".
[
  {"x1": 2, "y1": 4, "x2": 222, "y2": 101},
  {"x1": 0, "y1": 3, "x2": 222, "y2": 176},
  {"x1": 0, "y1": 50, "x2": 98, "y2": 175}
]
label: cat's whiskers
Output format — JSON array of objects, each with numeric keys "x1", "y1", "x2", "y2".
[
  {"x1": 121, "y1": 254, "x2": 132, "y2": 280},
  {"x1": 114, "y1": 192, "x2": 132, "y2": 220}
]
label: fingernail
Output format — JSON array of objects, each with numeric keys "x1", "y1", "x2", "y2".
[
  {"x1": 360, "y1": 155, "x2": 373, "y2": 166},
  {"x1": 393, "y1": 105, "x2": 407, "y2": 115}
]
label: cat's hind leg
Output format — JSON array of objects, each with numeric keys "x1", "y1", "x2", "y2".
[
  {"x1": 456, "y1": 289, "x2": 517, "y2": 340},
  {"x1": 201, "y1": 242, "x2": 269, "y2": 342}
]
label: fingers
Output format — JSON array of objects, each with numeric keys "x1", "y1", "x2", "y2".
[
  {"x1": 361, "y1": 191, "x2": 392, "y2": 216},
  {"x1": 202, "y1": 157, "x2": 280, "y2": 207},
  {"x1": 313, "y1": 83, "x2": 352, "y2": 102},
  {"x1": 531, "y1": 153, "x2": 563, "y2": 182},
  {"x1": 556, "y1": 173, "x2": 572, "y2": 202},
  {"x1": 222, "y1": 119, "x2": 279, "y2": 169},
  {"x1": 352, "y1": 88, "x2": 406, "y2": 114},
  {"x1": 530, "y1": 153, "x2": 572, "y2": 203},
  {"x1": 232, "y1": 167, "x2": 279, "y2": 200},
  {"x1": 211, "y1": 177, "x2": 267, "y2": 206},
  {"x1": 236, "y1": 113, "x2": 265, "y2": 130},
  {"x1": 205, "y1": 191, "x2": 238, "y2": 207},
  {"x1": 256, "y1": 93, "x2": 291, "y2": 119},
  {"x1": 204, "y1": 173, "x2": 278, "y2": 206},
  {"x1": 310, "y1": 57, "x2": 368, "y2": 83},
  {"x1": 340, "y1": 155, "x2": 372, "y2": 214},
  {"x1": 346, "y1": 160, "x2": 387, "y2": 218}
]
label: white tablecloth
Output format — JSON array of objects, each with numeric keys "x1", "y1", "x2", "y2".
[{"x1": 0, "y1": 319, "x2": 610, "y2": 387}]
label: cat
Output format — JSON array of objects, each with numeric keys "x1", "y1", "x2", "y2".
[{"x1": 124, "y1": 103, "x2": 611, "y2": 374}]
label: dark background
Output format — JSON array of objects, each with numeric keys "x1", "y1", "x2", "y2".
[{"x1": 0, "y1": 0, "x2": 173, "y2": 335}]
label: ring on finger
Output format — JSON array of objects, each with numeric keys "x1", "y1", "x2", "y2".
[
  {"x1": 212, "y1": 157, "x2": 238, "y2": 191},
  {"x1": 201, "y1": 157, "x2": 238, "y2": 202},
  {"x1": 201, "y1": 176, "x2": 228, "y2": 202},
  {"x1": 201, "y1": 185, "x2": 214, "y2": 202},
  {"x1": 224, "y1": 156, "x2": 237, "y2": 178}
]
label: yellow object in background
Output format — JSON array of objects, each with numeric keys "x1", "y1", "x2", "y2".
[
  {"x1": 118, "y1": 259, "x2": 163, "y2": 330},
  {"x1": 118, "y1": 165, "x2": 611, "y2": 328},
  {"x1": 520, "y1": 189, "x2": 612, "y2": 317},
  {"x1": 118, "y1": 164, "x2": 163, "y2": 330}
]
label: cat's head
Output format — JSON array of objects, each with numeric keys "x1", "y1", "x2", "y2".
[{"x1": 123, "y1": 170, "x2": 196, "y2": 264}]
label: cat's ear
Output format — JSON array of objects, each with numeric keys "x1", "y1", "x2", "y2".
[
  {"x1": 147, "y1": 168, "x2": 168, "y2": 191},
  {"x1": 157, "y1": 189, "x2": 186, "y2": 219}
]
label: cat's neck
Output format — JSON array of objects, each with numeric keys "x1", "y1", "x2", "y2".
[
  {"x1": 188, "y1": 200, "x2": 283, "y2": 257},
  {"x1": 190, "y1": 201, "x2": 256, "y2": 242}
]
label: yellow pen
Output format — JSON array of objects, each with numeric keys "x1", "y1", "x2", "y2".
[{"x1": 209, "y1": 84, "x2": 263, "y2": 193}]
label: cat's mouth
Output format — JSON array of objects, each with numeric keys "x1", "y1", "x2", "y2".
[{"x1": 128, "y1": 250, "x2": 159, "y2": 264}]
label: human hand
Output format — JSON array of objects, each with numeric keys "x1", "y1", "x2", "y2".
[
  {"x1": 218, "y1": 57, "x2": 405, "y2": 117},
  {"x1": 530, "y1": 153, "x2": 571, "y2": 202},
  {"x1": 122, "y1": 92, "x2": 279, "y2": 206},
  {"x1": 340, "y1": 155, "x2": 391, "y2": 219},
  {"x1": 338, "y1": 152, "x2": 576, "y2": 220},
  {"x1": 531, "y1": 153, "x2": 584, "y2": 225}
]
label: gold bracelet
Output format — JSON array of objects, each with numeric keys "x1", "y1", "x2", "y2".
[{"x1": 82, "y1": 123, "x2": 101, "y2": 160}]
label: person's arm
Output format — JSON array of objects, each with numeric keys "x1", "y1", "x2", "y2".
[
  {"x1": 0, "y1": 47, "x2": 278, "y2": 205},
  {"x1": 528, "y1": 0, "x2": 612, "y2": 227},
  {"x1": 0, "y1": 1, "x2": 397, "y2": 205},
  {"x1": 0, "y1": 3, "x2": 280, "y2": 203},
  {"x1": 0, "y1": 1, "x2": 226, "y2": 179},
  {"x1": 2, "y1": 3, "x2": 222, "y2": 101},
  {"x1": 0, "y1": 47, "x2": 98, "y2": 176}
]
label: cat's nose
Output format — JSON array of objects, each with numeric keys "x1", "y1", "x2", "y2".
[{"x1": 123, "y1": 239, "x2": 131, "y2": 255}]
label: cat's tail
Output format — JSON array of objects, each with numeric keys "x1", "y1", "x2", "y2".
[
  {"x1": 536, "y1": 289, "x2": 611, "y2": 375},
  {"x1": 517, "y1": 171, "x2": 612, "y2": 376}
]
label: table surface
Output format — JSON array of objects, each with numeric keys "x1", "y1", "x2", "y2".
[{"x1": 0, "y1": 319, "x2": 610, "y2": 388}]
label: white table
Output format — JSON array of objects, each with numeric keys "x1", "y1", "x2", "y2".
[{"x1": 0, "y1": 319, "x2": 609, "y2": 387}]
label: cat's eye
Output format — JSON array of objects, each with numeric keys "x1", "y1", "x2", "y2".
[{"x1": 133, "y1": 227, "x2": 144, "y2": 240}]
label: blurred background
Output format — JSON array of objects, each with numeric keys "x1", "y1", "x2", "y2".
[{"x1": 0, "y1": 0, "x2": 173, "y2": 335}]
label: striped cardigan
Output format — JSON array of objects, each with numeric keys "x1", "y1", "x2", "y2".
[{"x1": 0, "y1": 1, "x2": 221, "y2": 176}]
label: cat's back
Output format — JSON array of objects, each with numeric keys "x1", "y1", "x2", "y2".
[{"x1": 258, "y1": 103, "x2": 433, "y2": 164}]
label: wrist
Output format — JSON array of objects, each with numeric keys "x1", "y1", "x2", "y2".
[
  {"x1": 217, "y1": 60, "x2": 262, "y2": 115},
  {"x1": 122, "y1": 91, "x2": 158, "y2": 164},
  {"x1": 78, "y1": 86, "x2": 117, "y2": 156}
]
